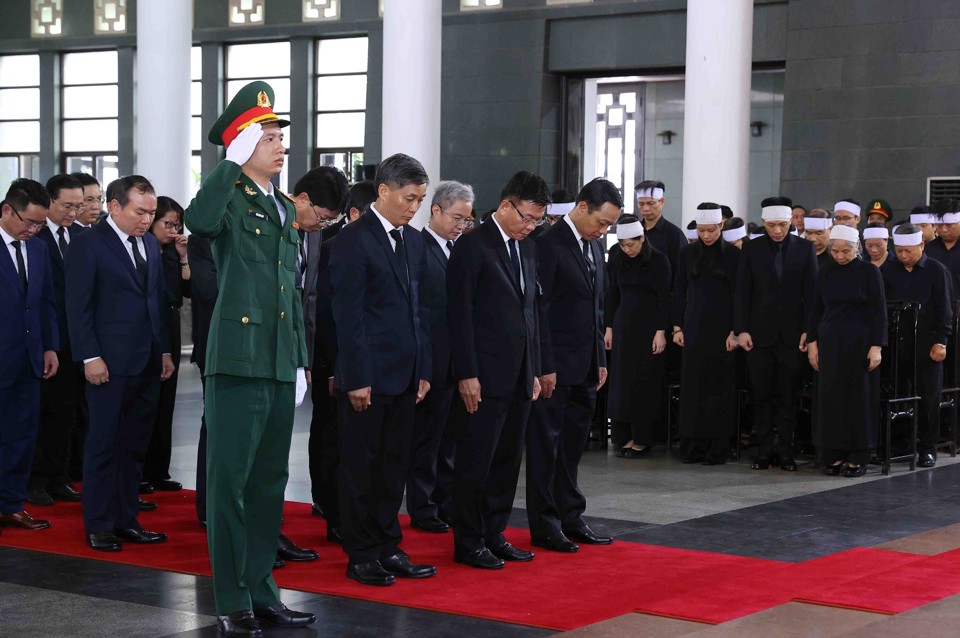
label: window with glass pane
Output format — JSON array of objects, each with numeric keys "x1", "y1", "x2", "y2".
[
  {"x1": 0, "y1": 54, "x2": 41, "y2": 154},
  {"x1": 315, "y1": 37, "x2": 367, "y2": 175},
  {"x1": 62, "y1": 50, "x2": 119, "y2": 155},
  {"x1": 192, "y1": 46, "x2": 202, "y2": 152}
]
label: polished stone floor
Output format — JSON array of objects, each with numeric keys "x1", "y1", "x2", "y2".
[{"x1": 3, "y1": 361, "x2": 960, "y2": 637}]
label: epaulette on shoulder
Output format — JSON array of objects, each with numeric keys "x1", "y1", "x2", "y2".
[{"x1": 277, "y1": 190, "x2": 296, "y2": 203}]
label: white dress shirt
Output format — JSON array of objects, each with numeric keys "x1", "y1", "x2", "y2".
[
  {"x1": 491, "y1": 213, "x2": 524, "y2": 293},
  {"x1": 564, "y1": 214, "x2": 593, "y2": 264},
  {"x1": 371, "y1": 204, "x2": 401, "y2": 249},
  {"x1": 46, "y1": 218, "x2": 69, "y2": 257},
  {"x1": 1, "y1": 224, "x2": 27, "y2": 280},
  {"x1": 425, "y1": 226, "x2": 452, "y2": 259},
  {"x1": 106, "y1": 214, "x2": 147, "y2": 268},
  {"x1": 254, "y1": 181, "x2": 287, "y2": 226}
]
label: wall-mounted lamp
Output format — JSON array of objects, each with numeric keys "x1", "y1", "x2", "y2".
[
  {"x1": 751, "y1": 121, "x2": 766, "y2": 137},
  {"x1": 657, "y1": 130, "x2": 676, "y2": 145}
]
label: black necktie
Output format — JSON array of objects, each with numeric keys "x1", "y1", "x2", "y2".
[
  {"x1": 128, "y1": 236, "x2": 147, "y2": 289},
  {"x1": 57, "y1": 226, "x2": 68, "y2": 258},
  {"x1": 389, "y1": 228, "x2": 409, "y2": 287},
  {"x1": 774, "y1": 242, "x2": 783, "y2": 280},
  {"x1": 446, "y1": 240, "x2": 454, "y2": 254},
  {"x1": 582, "y1": 239, "x2": 596, "y2": 283},
  {"x1": 295, "y1": 234, "x2": 306, "y2": 290},
  {"x1": 11, "y1": 239, "x2": 27, "y2": 293},
  {"x1": 509, "y1": 238, "x2": 522, "y2": 291}
]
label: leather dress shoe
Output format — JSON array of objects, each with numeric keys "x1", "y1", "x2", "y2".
[
  {"x1": 780, "y1": 458, "x2": 799, "y2": 472},
  {"x1": 381, "y1": 551, "x2": 437, "y2": 578},
  {"x1": 0, "y1": 510, "x2": 51, "y2": 530},
  {"x1": 139, "y1": 482, "x2": 155, "y2": 495},
  {"x1": 346, "y1": 560, "x2": 396, "y2": 585},
  {"x1": 842, "y1": 463, "x2": 867, "y2": 478},
  {"x1": 200, "y1": 520, "x2": 207, "y2": 530},
  {"x1": 87, "y1": 531, "x2": 122, "y2": 552},
  {"x1": 532, "y1": 532, "x2": 579, "y2": 553},
  {"x1": 411, "y1": 516, "x2": 450, "y2": 533},
  {"x1": 326, "y1": 526, "x2": 343, "y2": 544},
  {"x1": 489, "y1": 541, "x2": 534, "y2": 562},
  {"x1": 454, "y1": 548, "x2": 505, "y2": 570},
  {"x1": 564, "y1": 525, "x2": 612, "y2": 546},
  {"x1": 138, "y1": 498, "x2": 157, "y2": 512},
  {"x1": 918, "y1": 453, "x2": 936, "y2": 468},
  {"x1": 277, "y1": 533, "x2": 318, "y2": 562},
  {"x1": 113, "y1": 527, "x2": 167, "y2": 544},
  {"x1": 217, "y1": 610, "x2": 263, "y2": 638},
  {"x1": 824, "y1": 462, "x2": 844, "y2": 476},
  {"x1": 751, "y1": 458, "x2": 771, "y2": 470},
  {"x1": 311, "y1": 503, "x2": 324, "y2": 518},
  {"x1": 253, "y1": 603, "x2": 316, "y2": 627},
  {"x1": 153, "y1": 479, "x2": 182, "y2": 492},
  {"x1": 26, "y1": 485, "x2": 54, "y2": 506},
  {"x1": 48, "y1": 483, "x2": 82, "y2": 502},
  {"x1": 273, "y1": 558, "x2": 286, "y2": 569}
]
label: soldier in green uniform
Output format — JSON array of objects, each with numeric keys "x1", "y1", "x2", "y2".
[{"x1": 184, "y1": 81, "x2": 315, "y2": 638}]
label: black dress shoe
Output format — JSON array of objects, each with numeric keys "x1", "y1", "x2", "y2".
[
  {"x1": 114, "y1": 527, "x2": 168, "y2": 544},
  {"x1": 139, "y1": 482, "x2": 155, "y2": 495},
  {"x1": 563, "y1": 525, "x2": 612, "y2": 546},
  {"x1": 842, "y1": 463, "x2": 867, "y2": 478},
  {"x1": 326, "y1": 526, "x2": 343, "y2": 544},
  {"x1": 138, "y1": 498, "x2": 157, "y2": 512},
  {"x1": 253, "y1": 603, "x2": 316, "y2": 627},
  {"x1": 200, "y1": 520, "x2": 207, "y2": 530},
  {"x1": 411, "y1": 516, "x2": 450, "y2": 533},
  {"x1": 311, "y1": 503, "x2": 324, "y2": 518},
  {"x1": 273, "y1": 558, "x2": 286, "y2": 569},
  {"x1": 153, "y1": 479, "x2": 182, "y2": 492},
  {"x1": 489, "y1": 541, "x2": 534, "y2": 561},
  {"x1": 346, "y1": 560, "x2": 396, "y2": 585},
  {"x1": 48, "y1": 483, "x2": 82, "y2": 502},
  {"x1": 780, "y1": 458, "x2": 799, "y2": 472},
  {"x1": 217, "y1": 610, "x2": 263, "y2": 638},
  {"x1": 454, "y1": 548, "x2": 505, "y2": 570},
  {"x1": 824, "y1": 462, "x2": 844, "y2": 476},
  {"x1": 918, "y1": 453, "x2": 936, "y2": 468},
  {"x1": 531, "y1": 532, "x2": 579, "y2": 553},
  {"x1": 277, "y1": 533, "x2": 319, "y2": 562},
  {"x1": 26, "y1": 485, "x2": 54, "y2": 506},
  {"x1": 751, "y1": 458, "x2": 771, "y2": 470},
  {"x1": 380, "y1": 551, "x2": 437, "y2": 578},
  {"x1": 87, "y1": 531, "x2": 122, "y2": 552}
]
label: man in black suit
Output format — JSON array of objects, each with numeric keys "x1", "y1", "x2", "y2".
[
  {"x1": 527, "y1": 178, "x2": 621, "y2": 552},
  {"x1": 735, "y1": 196, "x2": 818, "y2": 471},
  {"x1": 65, "y1": 175, "x2": 175, "y2": 552},
  {"x1": 448, "y1": 171, "x2": 547, "y2": 570},
  {"x1": 329, "y1": 154, "x2": 434, "y2": 586},
  {"x1": 405, "y1": 180, "x2": 474, "y2": 534},
  {"x1": 0, "y1": 178, "x2": 58, "y2": 533},
  {"x1": 28, "y1": 174, "x2": 87, "y2": 506}
]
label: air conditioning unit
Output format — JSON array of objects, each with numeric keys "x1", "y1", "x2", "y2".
[{"x1": 927, "y1": 176, "x2": 960, "y2": 204}]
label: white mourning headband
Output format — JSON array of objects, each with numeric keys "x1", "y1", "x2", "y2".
[
  {"x1": 910, "y1": 213, "x2": 938, "y2": 225},
  {"x1": 547, "y1": 202, "x2": 575, "y2": 216},
  {"x1": 722, "y1": 226, "x2": 747, "y2": 242},
  {"x1": 834, "y1": 201, "x2": 861, "y2": 217},
  {"x1": 862, "y1": 228, "x2": 889, "y2": 240},
  {"x1": 830, "y1": 225, "x2": 860, "y2": 243},
  {"x1": 685, "y1": 227, "x2": 699, "y2": 240},
  {"x1": 636, "y1": 186, "x2": 664, "y2": 200},
  {"x1": 615, "y1": 221, "x2": 644, "y2": 240},
  {"x1": 804, "y1": 217, "x2": 832, "y2": 231},
  {"x1": 761, "y1": 205, "x2": 792, "y2": 222},
  {"x1": 892, "y1": 231, "x2": 923, "y2": 246},
  {"x1": 942, "y1": 212, "x2": 960, "y2": 224},
  {"x1": 695, "y1": 207, "x2": 723, "y2": 225},
  {"x1": 749, "y1": 233, "x2": 764, "y2": 240}
]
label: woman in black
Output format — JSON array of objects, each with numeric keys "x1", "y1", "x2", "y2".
[
  {"x1": 807, "y1": 224, "x2": 886, "y2": 477},
  {"x1": 672, "y1": 203, "x2": 740, "y2": 465},
  {"x1": 142, "y1": 196, "x2": 191, "y2": 492},
  {"x1": 605, "y1": 215, "x2": 671, "y2": 458}
]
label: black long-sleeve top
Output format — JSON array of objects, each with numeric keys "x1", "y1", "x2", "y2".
[
  {"x1": 880, "y1": 253, "x2": 953, "y2": 346},
  {"x1": 808, "y1": 259, "x2": 887, "y2": 347}
]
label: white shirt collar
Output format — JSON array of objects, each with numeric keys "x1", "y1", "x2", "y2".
[
  {"x1": 425, "y1": 226, "x2": 451, "y2": 253},
  {"x1": 46, "y1": 217, "x2": 64, "y2": 236},
  {"x1": 490, "y1": 213, "x2": 512, "y2": 244},
  {"x1": 0, "y1": 224, "x2": 17, "y2": 247},
  {"x1": 563, "y1": 214, "x2": 584, "y2": 243},
  {"x1": 370, "y1": 203, "x2": 400, "y2": 234},
  {"x1": 106, "y1": 214, "x2": 139, "y2": 247}
]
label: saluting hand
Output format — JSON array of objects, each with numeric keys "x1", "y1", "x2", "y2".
[
  {"x1": 43, "y1": 351, "x2": 59, "y2": 379},
  {"x1": 348, "y1": 386, "x2": 372, "y2": 412},
  {"x1": 225, "y1": 122, "x2": 264, "y2": 167}
]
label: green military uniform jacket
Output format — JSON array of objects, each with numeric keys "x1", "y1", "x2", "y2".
[{"x1": 184, "y1": 159, "x2": 307, "y2": 383}]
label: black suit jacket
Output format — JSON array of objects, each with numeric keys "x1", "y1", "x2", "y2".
[
  {"x1": 536, "y1": 220, "x2": 606, "y2": 386},
  {"x1": 329, "y1": 209, "x2": 431, "y2": 394},
  {"x1": 310, "y1": 218, "x2": 345, "y2": 375},
  {"x1": 187, "y1": 235, "x2": 217, "y2": 367},
  {"x1": 447, "y1": 217, "x2": 540, "y2": 399},
  {"x1": 421, "y1": 228, "x2": 453, "y2": 385},
  {"x1": 65, "y1": 221, "x2": 168, "y2": 376},
  {"x1": 0, "y1": 237, "x2": 58, "y2": 378},
  {"x1": 734, "y1": 233, "x2": 818, "y2": 348},
  {"x1": 35, "y1": 223, "x2": 87, "y2": 349}
]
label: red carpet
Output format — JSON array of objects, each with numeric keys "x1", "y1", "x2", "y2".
[{"x1": 3, "y1": 490, "x2": 960, "y2": 630}]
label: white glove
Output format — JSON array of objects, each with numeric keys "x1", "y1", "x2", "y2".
[
  {"x1": 225, "y1": 122, "x2": 263, "y2": 166},
  {"x1": 295, "y1": 368, "x2": 308, "y2": 407}
]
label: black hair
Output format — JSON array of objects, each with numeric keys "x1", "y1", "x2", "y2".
[
  {"x1": 611, "y1": 214, "x2": 652, "y2": 266},
  {"x1": 500, "y1": 171, "x2": 551, "y2": 206},
  {"x1": 720, "y1": 205, "x2": 733, "y2": 220},
  {"x1": 837, "y1": 197, "x2": 861, "y2": 208},
  {"x1": 69, "y1": 171, "x2": 100, "y2": 188},
  {"x1": 725, "y1": 217, "x2": 745, "y2": 230},
  {"x1": 686, "y1": 219, "x2": 697, "y2": 230},
  {"x1": 347, "y1": 180, "x2": 376, "y2": 214},
  {"x1": 156, "y1": 195, "x2": 184, "y2": 223},
  {"x1": 374, "y1": 153, "x2": 429, "y2": 191},
  {"x1": 294, "y1": 166, "x2": 350, "y2": 215},
  {"x1": 46, "y1": 174, "x2": 84, "y2": 201},
  {"x1": 792, "y1": 204, "x2": 807, "y2": 214},
  {"x1": 634, "y1": 179, "x2": 665, "y2": 194},
  {"x1": 865, "y1": 221, "x2": 887, "y2": 231},
  {"x1": 106, "y1": 175, "x2": 155, "y2": 209},
  {"x1": 761, "y1": 196, "x2": 793, "y2": 208},
  {"x1": 931, "y1": 199, "x2": 954, "y2": 217},
  {"x1": 4, "y1": 178, "x2": 50, "y2": 211},
  {"x1": 895, "y1": 223, "x2": 922, "y2": 236},
  {"x1": 551, "y1": 188, "x2": 573, "y2": 203},
  {"x1": 574, "y1": 177, "x2": 623, "y2": 212},
  {"x1": 910, "y1": 205, "x2": 932, "y2": 216}
]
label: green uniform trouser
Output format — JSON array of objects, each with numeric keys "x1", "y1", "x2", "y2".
[{"x1": 206, "y1": 374, "x2": 295, "y2": 615}]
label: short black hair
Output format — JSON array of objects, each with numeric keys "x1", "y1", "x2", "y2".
[
  {"x1": 347, "y1": 180, "x2": 376, "y2": 214},
  {"x1": 865, "y1": 221, "x2": 886, "y2": 230},
  {"x1": 106, "y1": 175, "x2": 155, "y2": 209},
  {"x1": 46, "y1": 174, "x2": 84, "y2": 201},
  {"x1": 500, "y1": 171, "x2": 551, "y2": 206},
  {"x1": 910, "y1": 205, "x2": 932, "y2": 216},
  {"x1": 725, "y1": 217, "x2": 745, "y2": 230},
  {"x1": 837, "y1": 197, "x2": 861, "y2": 208},
  {"x1": 575, "y1": 177, "x2": 623, "y2": 212},
  {"x1": 895, "y1": 223, "x2": 922, "y2": 235},
  {"x1": 634, "y1": 179, "x2": 665, "y2": 194},
  {"x1": 686, "y1": 219, "x2": 697, "y2": 230},
  {"x1": 617, "y1": 213, "x2": 640, "y2": 225},
  {"x1": 294, "y1": 166, "x2": 349, "y2": 215},
  {"x1": 761, "y1": 196, "x2": 793, "y2": 208},
  {"x1": 374, "y1": 153, "x2": 429, "y2": 191},
  {"x1": 551, "y1": 188, "x2": 573, "y2": 204},
  {"x1": 792, "y1": 204, "x2": 807, "y2": 213},
  {"x1": 156, "y1": 195, "x2": 184, "y2": 223},
  {"x1": 931, "y1": 199, "x2": 954, "y2": 216},
  {"x1": 4, "y1": 178, "x2": 50, "y2": 211},
  {"x1": 720, "y1": 205, "x2": 733, "y2": 220},
  {"x1": 697, "y1": 201, "x2": 721, "y2": 211},
  {"x1": 69, "y1": 171, "x2": 100, "y2": 188}
]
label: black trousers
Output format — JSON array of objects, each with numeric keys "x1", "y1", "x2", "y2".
[
  {"x1": 308, "y1": 372, "x2": 340, "y2": 526},
  {"x1": 748, "y1": 339, "x2": 802, "y2": 459},
  {"x1": 405, "y1": 381, "x2": 455, "y2": 523},
  {"x1": 196, "y1": 368, "x2": 208, "y2": 524},
  {"x1": 0, "y1": 347, "x2": 41, "y2": 514},
  {"x1": 82, "y1": 367, "x2": 160, "y2": 533},
  {"x1": 31, "y1": 345, "x2": 82, "y2": 489},
  {"x1": 144, "y1": 314, "x2": 181, "y2": 482},
  {"x1": 452, "y1": 382, "x2": 531, "y2": 554},
  {"x1": 917, "y1": 352, "x2": 943, "y2": 455},
  {"x1": 611, "y1": 419, "x2": 653, "y2": 448},
  {"x1": 338, "y1": 391, "x2": 416, "y2": 563},
  {"x1": 525, "y1": 383, "x2": 595, "y2": 538}
]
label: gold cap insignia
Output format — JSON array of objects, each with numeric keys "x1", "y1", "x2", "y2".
[
  {"x1": 244, "y1": 185, "x2": 257, "y2": 196},
  {"x1": 257, "y1": 91, "x2": 271, "y2": 108},
  {"x1": 873, "y1": 201, "x2": 881, "y2": 209}
]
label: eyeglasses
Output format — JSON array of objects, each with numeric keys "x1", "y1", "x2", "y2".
[
  {"x1": 53, "y1": 199, "x2": 83, "y2": 213},
  {"x1": 160, "y1": 221, "x2": 183, "y2": 231},
  {"x1": 439, "y1": 206, "x2": 475, "y2": 229},
  {"x1": 11, "y1": 207, "x2": 45, "y2": 230},
  {"x1": 508, "y1": 200, "x2": 546, "y2": 227},
  {"x1": 833, "y1": 215, "x2": 857, "y2": 223},
  {"x1": 84, "y1": 195, "x2": 104, "y2": 205}
]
